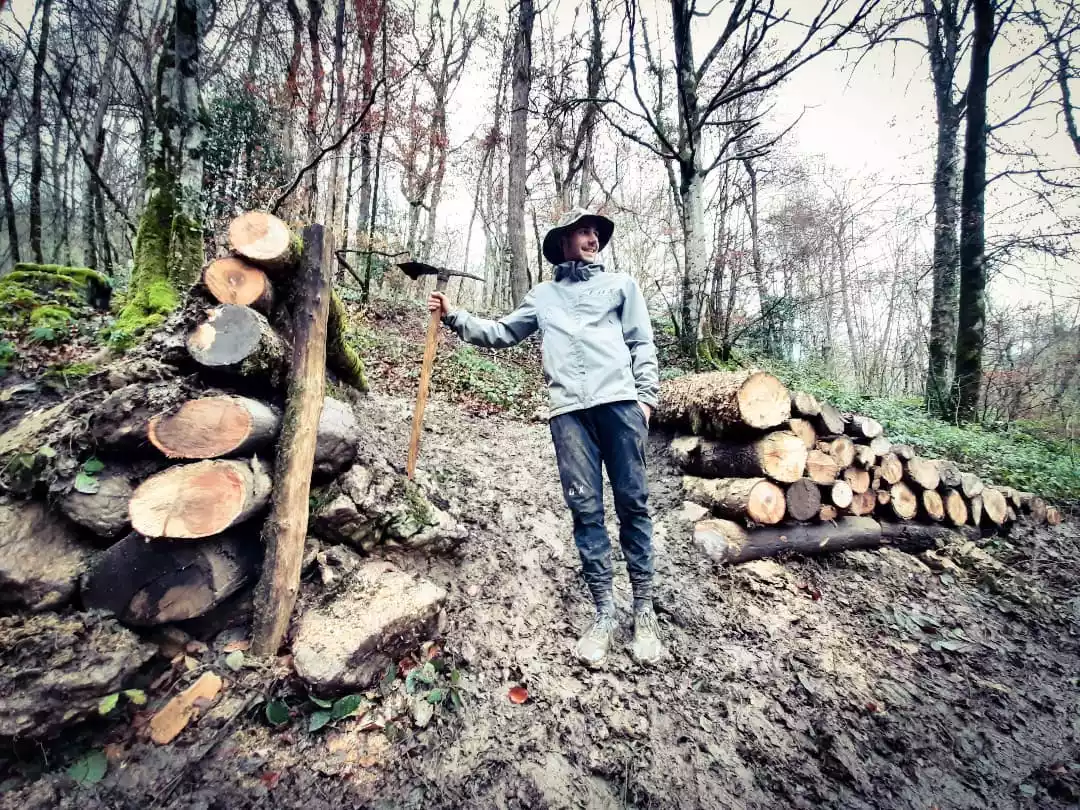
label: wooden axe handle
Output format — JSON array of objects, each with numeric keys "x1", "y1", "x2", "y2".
[{"x1": 406, "y1": 289, "x2": 445, "y2": 479}]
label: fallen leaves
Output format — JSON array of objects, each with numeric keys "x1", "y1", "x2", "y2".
[{"x1": 149, "y1": 672, "x2": 223, "y2": 745}]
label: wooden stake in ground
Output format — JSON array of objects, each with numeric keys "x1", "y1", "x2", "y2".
[
  {"x1": 682, "y1": 475, "x2": 786, "y2": 525},
  {"x1": 656, "y1": 370, "x2": 791, "y2": 436},
  {"x1": 251, "y1": 225, "x2": 333, "y2": 657},
  {"x1": 149, "y1": 396, "x2": 281, "y2": 459},
  {"x1": 669, "y1": 432, "x2": 807, "y2": 483},
  {"x1": 129, "y1": 458, "x2": 271, "y2": 539},
  {"x1": 203, "y1": 257, "x2": 273, "y2": 312}
]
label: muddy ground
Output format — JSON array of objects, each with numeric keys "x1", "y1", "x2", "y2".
[{"x1": 3, "y1": 389, "x2": 1080, "y2": 810}]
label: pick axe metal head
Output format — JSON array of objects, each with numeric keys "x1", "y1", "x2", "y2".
[{"x1": 396, "y1": 261, "x2": 484, "y2": 292}]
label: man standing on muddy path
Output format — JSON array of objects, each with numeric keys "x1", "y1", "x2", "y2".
[{"x1": 428, "y1": 209, "x2": 663, "y2": 667}]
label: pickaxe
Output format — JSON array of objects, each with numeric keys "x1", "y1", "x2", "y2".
[{"x1": 398, "y1": 261, "x2": 485, "y2": 479}]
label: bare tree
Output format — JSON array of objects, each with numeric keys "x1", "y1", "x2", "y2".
[
  {"x1": 28, "y1": 0, "x2": 54, "y2": 263},
  {"x1": 507, "y1": 0, "x2": 535, "y2": 304}
]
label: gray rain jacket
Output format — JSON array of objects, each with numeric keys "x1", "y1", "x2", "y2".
[{"x1": 442, "y1": 266, "x2": 660, "y2": 418}]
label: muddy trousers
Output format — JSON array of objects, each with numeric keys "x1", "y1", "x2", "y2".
[{"x1": 549, "y1": 400, "x2": 654, "y2": 614}]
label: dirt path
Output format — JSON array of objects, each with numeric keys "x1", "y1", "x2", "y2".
[{"x1": 9, "y1": 392, "x2": 1080, "y2": 809}]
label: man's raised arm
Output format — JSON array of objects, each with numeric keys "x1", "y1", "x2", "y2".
[{"x1": 429, "y1": 290, "x2": 540, "y2": 349}]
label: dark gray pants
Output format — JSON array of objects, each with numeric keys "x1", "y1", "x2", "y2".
[{"x1": 549, "y1": 400, "x2": 653, "y2": 613}]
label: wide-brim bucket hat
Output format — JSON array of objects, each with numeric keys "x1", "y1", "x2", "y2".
[{"x1": 542, "y1": 208, "x2": 615, "y2": 265}]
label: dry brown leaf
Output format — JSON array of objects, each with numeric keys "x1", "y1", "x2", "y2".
[
  {"x1": 222, "y1": 640, "x2": 250, "y2": 653},
  {"x1": 149, "y1": 672, "x2": 223, "y2": 745}
]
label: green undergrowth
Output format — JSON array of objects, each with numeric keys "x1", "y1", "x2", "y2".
[{"x1": 765, "y1": 360, "x2": 1080, "y2": 504}]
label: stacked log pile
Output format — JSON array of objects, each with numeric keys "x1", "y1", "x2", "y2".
[{"x1": 657, "y1": 370, "x2": 1065, "y2": 565}]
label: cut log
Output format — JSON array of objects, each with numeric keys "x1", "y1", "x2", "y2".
[
  {"x1": 1046, "y1": 506, "x2": 1063, "y2": 526},
  {"x1": 889, "y1": 482, "x2": 918, "y2": 520},
  {"x1": 81, "y1": 532, "x2": 261, "y2": 626},
  {"x1": 921, "y1": 490, "x2": 945, "y2": 522},
  {"x1": 228, "y1": 211, "x2": 298, "y2": 271},
  {"x1": 944, "y1": 490, "x2": 968, "y2": 527},
  {"x1": 815, "y1": 401, "x2": 845, "y2": 436},
  {"x1": 846, "y1": 415, "x2": 883, "y2": 440},
  {"x1": 935, "y1": 460, "x2": 962, "y2": 489},
  {"x1": 868, "y1": 436, "x2": 892, "y2": 457},
  {"x1": 788, "y1": 418, "x2": 817, "y2": 451},
  {"x1": 960, "y1": 472, "x2": 984, "y2": 499},
  {"x1": 850, "y1": 490, "x2": 876, "y2": 516},
  {"x1": 186, "y1": 304, "x2": 287, "y2": 385},
  {"x1": 129, "y1": 458, "x2": 272, "y2": 539},
  {"x1": 784, "y1": 478, "x2": 821, "y2": 522},
  {"x1": 1020, "y1": 494, "x2": 1047, "y2": 524},
  {"x1": 820, "y1": 436, "x2": 855, "y2": 468},
  {"x1": 878, "y1": 453, "x2": 904, "y2": 485},
  {"x1": 1005, "y1": 488, "x2": 1023, "y2": 510},
  {"x1": 656, "y1": 370, "x2": 791, "y2": 435},
  {"x1": 981, "y1": 488, "x2": 1008, "y2": 527},
  {"x1": 805, "y1": 449, "x2": 840, "y2": 484},
  {"x1": 891, "y1": 443, "x2": 915, "y2": 461},
  {"x1": 876, "y1": 489, "x2": 891, "y2": 507},
  {"x1": 969, "y1": 494, "x2": 983, "y2": 527},
  {"x1": 854, "y1": 445, "x2": 877, "y2": 468},
  {"x1": 149, "y1": 396, "x2": 281, "y2": 459},
  {"x1": 790, "y1": 390, "x2": 821, "y2": 418},
  {"x1": 669, "y1": 432, "x2": 807, "y2": 484},
  {"x1": 252, "y1": 224, "x2": 333, "y2": 657},
  {"x1": 682, "y1": 476, "x2": 786, "y2": 525},
  {"x1": 203, "y1": 257, "x2": 273, "y2": 312},
  {"x1": 828, "y1": 480, "x2": 853, "y2": 509},
  {"x1": 818, "y1": 505, "x2": 839, "y2": 522},
  {"x1": 843, "y1": 467, "x2": 871, "y2": 494},
  {"x1": 1006, "y1": 505, "x2": 1017, "y2": 523},
  {"x1": 694, "y1": 516, "x2": 957, "y2": 565},
  {"x1": 905, "y1": 457, "x2": 940, "y2": 491}
]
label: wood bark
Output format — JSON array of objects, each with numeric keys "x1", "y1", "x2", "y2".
[
  {"x1": 670, "y1": 432, "x2": 807, "y2": 483},
  {"x1": 905, "y1": 457, "x2": 941, "y2": 491},
  {"x1": 1020, "y1": 493, "x2": 1047, "y2": 524},
  {"x1": 28, "y1": 0, "x2": 53, "y2": 264},
  {"x1": 891, "y1": 444, "x2": 915, "y2": 461},
  {"x1": 82, "y1": 531, "x2": 260, "y2": 626},
  {"x1": 682, "y1": 475, "x2": 785, "y2": 525},
  {"x1": 657, "y1": 370, "x2": 791, "y2": 434},
  {"x1": 313, "y1": 395, "x2": 360, "y2": 478},
  {"x1": 228, "y1": 212, "x2": 298, "y2": 271},
  {"x1": 695, "y1": 517, "x2": 957, "y2": 565},
  {"x1": 252, "y1": 225, "x2": 333, "y2": 657},
  {"x1": 889, "y1": 482, "x2": 918, "y2": 520},
  {"x1": 784, "y1": 478, "x2": 822, "y2": 522},
  {"x1": 186, "y1": 304, "x2": 288, "y2": 385},
  {"x1": 805, "y1": 449, "x2": 839, "y2": 484},
  {"x1": 59, "y1": 473, "x2": 133, "y2": 539},
  {"x1": 952, "y1": 0, "x2": 994, "y2": 422},
  {"x1": 507, "y1": 0, "x2": 535, "y2": 305},
  {"x1": 129, "y1": 458, "x2": 272, "y2": 539},
  {"x1": 149, "y1": 396, "x2": 281, "y2": 459},
  {"x1": 203, "y1": 258, "x2": 274, "y2": 312}
]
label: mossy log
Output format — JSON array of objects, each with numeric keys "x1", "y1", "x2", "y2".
[
  {"x1": 670, "y1": 431, "x2": 807, "y2": 483},
  {"x1": 228, "y1": 211, "x2": 299, "y2": 272},
  {"x1": 682, "y1": 475, "x2": 786, "y2": 525},
  {"x1": 694, "y1": 516, "x2": 958, "y2": 565},
  {"x1": 81, "y1": 531, "x2": 261, "y2": 626},
  {"x1": 785, "y1": 478, "x2": 822, "y2": 522},
  {"x1": 186, "y1": 304, "x2": 287, "y2": 386},
  {"x1": 4, "y1": 263, "x2": 111, "y2": 309},
  {"x1": 129, "y1": 457, "x2": 272, "y2": 539},
  {"x1": 203, "y1": 257, "x2": 274, "y2": 313},
  {"x1": 327, "y1": 290, "x2": 369, "y2": 392},
  {"x1": 657, "y1": 370, "x2": 791, "y2": 435}
]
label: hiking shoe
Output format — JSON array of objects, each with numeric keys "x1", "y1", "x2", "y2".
[
  {"x1": 631, "y1": 608, "x2": 664, "y2": 665},
  {"x1": 576, "y1": 612, "x2": 617, "y2": 667}
]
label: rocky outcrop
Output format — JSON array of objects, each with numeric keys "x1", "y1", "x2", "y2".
[{"x1": 0, "y1": 498, "x2": 93, "y2": 611}]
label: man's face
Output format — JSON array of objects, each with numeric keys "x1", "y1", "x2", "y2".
[{"x1": 562, "y1": 225, "x2": 600, "y2": 263}]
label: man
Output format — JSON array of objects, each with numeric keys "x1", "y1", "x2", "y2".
[{"x1": 427, "y1": 209, "x2": 663, "y2": 666}]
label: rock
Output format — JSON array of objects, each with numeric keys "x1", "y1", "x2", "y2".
[
  {"x1": 293, "y1": 560, "x2": 448, "y2": 693},
  {"x1": 58, "y1": 473, "x2": 133, "y2": 538},
  {"x1": 312, "y1": 463, "x2": 466, "y2": 552},
  {"x1": 314, "y1": 397, "x2": 360, "y2": 479},
  {"x1": 0, "y1": 498, "x2": 93, "y2": 611},
  {"x1": 0, "y1": 611, "x2": 155, "y2": 738}
]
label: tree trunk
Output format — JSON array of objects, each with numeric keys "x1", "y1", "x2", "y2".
[
  {"x1": 252, "y1": 225, "x2": 334, "y2": 657},
  {"x1": 682, "y1": 475, "x2": 786, "y2": 525},
  {"x1": 952, "y1": 0, "x2": 994, "y2": 422},
  {"x1": 670, "y1": 432, "x2": 807, "y2": 483},
  {"x1": 28, "y1": 0, "x2": 53, "y2": 264},
  {"x1": 328, "y1": 0, "x2": 348, "y2": 234},
  {"x1": 0, "y1": 120, "x2": 18, "y2": 263},
  {"x1": 506, "y1": 0, "x2": 534, "y2": 305},
  {"x1": 129, "y1": 458, "x2": 272, "y2": 539},
  {"x1": 305, "y1": 0, "x2": 325, "y2": 220}
]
